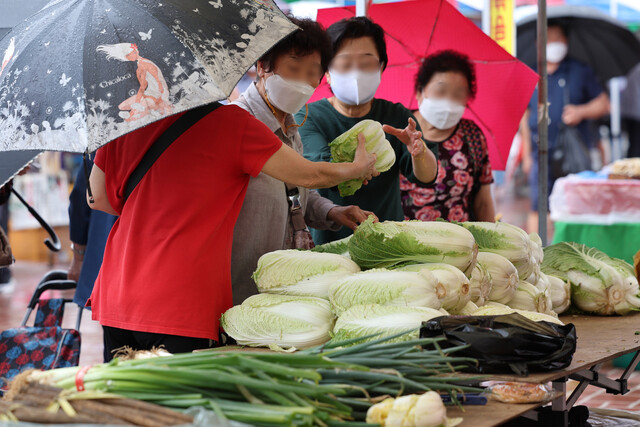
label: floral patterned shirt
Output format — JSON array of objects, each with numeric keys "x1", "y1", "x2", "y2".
[{"x1": 400, "y1": 119, "x2": 493, "y2": 222}]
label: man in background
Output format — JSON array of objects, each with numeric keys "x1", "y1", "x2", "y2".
[{"x1": 520, "y1": 20, "x2": 610, "y2": 233}]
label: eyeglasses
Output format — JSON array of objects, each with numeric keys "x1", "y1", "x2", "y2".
[{"x1": 330, "y1": 54, "x2": 382, "y2": 73}]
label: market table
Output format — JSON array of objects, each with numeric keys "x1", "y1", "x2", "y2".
[
  {"x1": 201, "y1": 315, "x2": 640, "y2": 426},
  {"x1": 453, "y1": 314, "x2": 640, "y2": 426},
  {"x1": 447, "y1": 400, "x2": 555, "y2": 427}
]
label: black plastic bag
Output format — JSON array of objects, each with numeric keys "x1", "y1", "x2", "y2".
[
  {"x1": 420, "y1": 313, "x2": 577, "y2": 376},
  {"x1": 551, "y1": 124, "x2": 592, "y2": 179}
]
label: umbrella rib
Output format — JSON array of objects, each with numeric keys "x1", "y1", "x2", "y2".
[
  {"x1": 424, "y1": 0, "x2": 445, "y2": 57},
  {"x1": 383, "y1": 31, "x2": 423, "y2": 63}
]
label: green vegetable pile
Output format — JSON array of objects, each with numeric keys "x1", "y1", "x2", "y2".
[{"x1": 23, "y1": 332, "x2": 480, "y2": 426}]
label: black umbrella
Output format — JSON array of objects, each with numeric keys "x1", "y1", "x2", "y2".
[
  {"x1": 0, "y1": 0, "x2": 297, "y2": 154},
  {"x1": 10, "y1": 187, "x2": 61, "y2": 252},
  {"x1": 0, "y1": 150, "x2": 41, "y2": 188},
  {"x1": 517, "y1": 5, "x2": 640, "y2": 82}
]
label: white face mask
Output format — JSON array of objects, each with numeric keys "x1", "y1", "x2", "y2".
[
  {"x1": 419, "y1": 97, "x2": 466, "y2": 130},
  {"x1": 546, "y1": 42, "x2": 568, "y2": 64},
  {"x1": 264, "y1": 74, "x2": 315, "y2": 114},
  {"x1": 328, "y1": 69, "x2": 381, "y2": 105}
]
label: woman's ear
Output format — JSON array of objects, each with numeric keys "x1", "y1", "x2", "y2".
[
  {"x1": 415, "y1": 91, "x2": 424, "y2": 105},
  {"x1": 256, "y1": 61, "x2": 267, "y2": 79}
]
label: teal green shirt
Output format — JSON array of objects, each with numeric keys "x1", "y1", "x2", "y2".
[{"x1": 295, "y1": 98, "x2": 439, "y2": 244}]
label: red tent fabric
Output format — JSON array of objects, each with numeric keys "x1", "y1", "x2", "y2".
[{"x1": 313, "y1": 0, "x2": 539, "y2": 170}]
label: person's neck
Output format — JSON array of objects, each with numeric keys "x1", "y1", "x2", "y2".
[
  {"x1": 415, "y1": 111, "x2": 456, "y2": 142},
  {"x1": 329, "y1": 97, "x2": 373, "y2": 118},
  {"x1": 256, "y1": 82, "x2": 288, "y2": 131},
  {"x1": 547, "y1": 61, "x2": 561, "y2": 75}
]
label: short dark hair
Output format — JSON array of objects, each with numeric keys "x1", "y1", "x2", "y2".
[
  {"x1": 414, "y1": 50, "x2": 477, "y2": 99},
  {"x1": 259, "y1": 17, "x2": 333, "y2": 76},
  {"x1": 326, "y1": 17, "x2": 388, "y2": 70},
  {"x1": 548, "y1": 19, "x2": 570, "y2": 38}
]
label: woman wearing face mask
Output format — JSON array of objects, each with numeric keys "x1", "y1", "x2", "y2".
[
  {"x1": 400, "y1": 50, "x2": 495, "y2": 223},
  {"x1": 231, "y1": 18, "x2": 376, "y2": 304},
  {"x1": 296, "y1": 17, "x2": 438, "y2": 245}
]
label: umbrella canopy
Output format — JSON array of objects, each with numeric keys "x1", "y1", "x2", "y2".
[
  {"x1": 314, "y1": 0, "x2": 539, "y2": 171},
  {"x1": 0, "y1": 150, "x2": 41, "y2": 188},
  {"x1": 516, "y1": 5, "x2": 640, "y2": 83},
  {"x1": 0, "y1": 0, "x2": 297, "y2": 154}
]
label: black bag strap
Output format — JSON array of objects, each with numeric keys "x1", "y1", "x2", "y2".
[{"x1": 123, "y1": 102, "x2": 221, "y2": 204}]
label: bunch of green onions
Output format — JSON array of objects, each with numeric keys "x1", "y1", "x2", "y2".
[{"x1": 23, "y1": 331, "x2": 480, "y2": 426}]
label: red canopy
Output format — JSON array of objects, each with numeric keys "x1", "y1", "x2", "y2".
[{"x1": 314, "y1": 0, "x2": 539, "y2": 170}]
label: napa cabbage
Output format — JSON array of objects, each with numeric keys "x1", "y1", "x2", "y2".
[
  {"x1": 329, "y1": 119, "x2": 396, "y2": 196},
  {"x1": 461, "y1": 221, "x2": 538, "y2": 280},
  {"x1": 220, "y1": 294, "x2": 335, "y2": 349},
  {"x1": 541, "y1": 242, "x2": 640, "y2": 315},
  {"x1": 332, "y1": 304, "x2": 444, "y2": 344},
  {"x1": 348, "y1": 217, "x2": 478, "y2": 274},
  {"x1": 328, "y1": 269, "x2": 441, "y2": 316},
  {"x1": 398, "y1": 263, "x2": 471, "y2": 313},
  {"x1": 252, "y1": 250, "x2": 360, "y2": 299}
]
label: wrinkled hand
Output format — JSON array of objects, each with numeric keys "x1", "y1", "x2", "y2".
[
  {"x1": 383, "y1": 118, "x2": 427, "y2": 158},
  {"x1": 353, "y1": 132, "x2": 379, "y2": 182},
  {"x1": 327, "y1": 206, "x2": 378, "y2": 231},
  {"x1": 67, "y1": 255, "x2": 83, "y2": 282},
  {"x1": 562, "y1": 104, "x2": 583, "y2": 127}
]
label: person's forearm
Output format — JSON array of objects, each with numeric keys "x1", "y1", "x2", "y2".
[
  {"x1": 473, "y1": 186, "x2": 496, "y2": 222},
  {"x1": 411, "y1": 149, "x2": 438, "y2": 183},
  {"x1": 304, "y1": 191, "x2": 339, "y2": 230},
  {"x1": 71, "y1": 243, "x2": 87, "y2": 257},
  {"x1": 262, "y1": 143, "x2": 374, "y2": 190},
  {"x1": 88, "y1": 195, "x2": 118, "y2": 216},
  {"x1": 521, "y1": 112, "x2": 532, "y2": 157},
  {"x1": 474, "y1": 201, "x2": 496, "y2": 222},
  {"x1": 577, "y1": 93, "x2": 610, "y2": 120},
  {"x1": 303, "y1": 161, "x2": 361, "y2": 189}
]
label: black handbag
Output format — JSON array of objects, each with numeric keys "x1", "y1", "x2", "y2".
[
  {"x1": 550, "y1": 83, "x2": 592, "y2": 179},
  {"x1": 420, "y1": 313, "x2": 577, "y2": 376}
]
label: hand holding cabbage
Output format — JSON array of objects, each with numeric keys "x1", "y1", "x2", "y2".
[{"x1": 329, "y1": 120, "x2": 395, "y2": 196}]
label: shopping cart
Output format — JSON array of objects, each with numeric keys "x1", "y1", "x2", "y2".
[{"x1": 0, "y1": 270, "x2": 82, "y2": 394}]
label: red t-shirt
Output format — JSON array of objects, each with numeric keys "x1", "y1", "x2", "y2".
[{"x1": 90, "y1": 105, "x2": 282, "y2": 340}]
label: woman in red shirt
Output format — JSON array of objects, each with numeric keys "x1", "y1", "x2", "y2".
[{"x1": 88, "y1": 104, "x2": 377, "y2": 359}]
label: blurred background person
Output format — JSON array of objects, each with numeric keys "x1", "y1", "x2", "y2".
[
  {"x1": 67, "y1": 161, "x2": 117, "y2": 361},
  {"x1": 520, "y1": 20, "x2": 609, "y2": 233}
]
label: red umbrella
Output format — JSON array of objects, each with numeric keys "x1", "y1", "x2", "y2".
[{"x1": 313, "y1": 0, "x2": 539, "y2": 170}]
